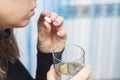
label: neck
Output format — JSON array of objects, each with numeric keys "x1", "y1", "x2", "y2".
[
  {"x1": 0, "y1": 23, "x2": 7, "y2": 31},
  {"x1": 0, "y1": 28, "x2": 11, "y2": 39}
]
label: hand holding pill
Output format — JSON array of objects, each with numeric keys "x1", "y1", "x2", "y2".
[
  {"x1": 44, "y1": 16, "x2": 52, "y2": 23},
  {"x1": 37, "y1": 12, "x2": 67, "y2": 53}
]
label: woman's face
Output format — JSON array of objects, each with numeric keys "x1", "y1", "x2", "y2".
[{"x1": 0, "y1": 0, "x2": 37, "y2": 28}]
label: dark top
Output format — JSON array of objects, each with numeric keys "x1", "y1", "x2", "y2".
[
  {"x1": 0, "y1": 29, "x2": 53, "y2": 80},
  {"x1": 7, "y1": 49, "x2": 53, "y2": 80}
]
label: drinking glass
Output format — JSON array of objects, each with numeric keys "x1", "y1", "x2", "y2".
[{"x1": 52, "y1": 44, "x2": 85, "y2": 80}]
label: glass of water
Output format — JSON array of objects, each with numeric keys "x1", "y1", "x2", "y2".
[{"x1": 52, "y1": 44, "x2": 85, "y2": 80}]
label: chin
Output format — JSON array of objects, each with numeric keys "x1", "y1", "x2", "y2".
[{"x1": 17, "y1": 20, "x2": 30, "y2": 28}]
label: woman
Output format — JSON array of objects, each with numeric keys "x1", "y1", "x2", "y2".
[{"x1": 0, "y1": 0, "x2": 91, "y2": 80}]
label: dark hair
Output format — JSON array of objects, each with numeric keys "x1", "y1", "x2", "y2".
[{"x1": 0, "y1": 29, "x2": 19, "y2": 79}]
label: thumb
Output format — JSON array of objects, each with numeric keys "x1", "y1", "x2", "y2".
[
  {"x1": 71, "y1": 64, "x2": 91, "y2": 80},
  {"x1": 47, "y1": 65, "x2": 57, "y2": 80}
]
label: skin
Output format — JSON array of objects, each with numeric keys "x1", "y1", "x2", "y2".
[
  {"x1": 0, "y1": 0, "x2": 37, "y2": 29},
  {"x1": 37, "y1": 12, "x2": 67, "y2": 53},
  {"x1": 0, "y1": 0, "x2": 91, "y2": 79},
  {"x1": 0, "y1": 0, "x2": 67, "y2": 52},
  {"x1": 47, "y1": 65, "x2": 91, "y2": 80}
]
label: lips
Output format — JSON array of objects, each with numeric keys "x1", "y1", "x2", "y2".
[
  {"x1": 30, "y1": 4, "x2": 37, "y2": 11},
  {"x1": 29, "y1": 5, "x2": 37, "y2": 15},
  {"x1": 30, "y1": 9, "x2": 34, "y2": 12}
]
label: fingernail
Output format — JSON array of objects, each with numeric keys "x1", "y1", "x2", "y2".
[
  {"x1": 51, "y1": 16, "x2": 56, "y2": 21},
  {"x1": 53, "y1": 20, "x2": 59, "y2": 26},
  {"x1": 57, "y1": 31, "x2": 64, "y2": 36}
]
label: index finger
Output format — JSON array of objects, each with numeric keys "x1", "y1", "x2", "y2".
[{"x1": 38, "y1": 12, "x2": 51, "y2": 24}]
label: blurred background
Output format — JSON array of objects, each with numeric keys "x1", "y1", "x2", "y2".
[{"x1": 14, "y1": 0, "x2": 120, "y2": 80}]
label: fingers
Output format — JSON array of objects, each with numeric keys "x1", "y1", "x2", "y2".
[
  {"x1": 38, "y1": 12, "x2": 65, "y2": 32},
  {"x1": 38, "y1": 12, "x2": 51, "y2": 23},
  {"x1": 38, "y1": 11, "x2": 63, "y2": 27},
  {"x1": 50, "y1": 13, "x2": 58, "y2": 21},
  {"x1": 44, "y1": 21, "x2": 51, "y2": 33},
  {"x1": 43, "y1": 13, "x2": 58, "y2": 33},
  {"x1": 47, "y1": 65, "x2": 91, "y2": 80},
  {"x1": 53, "y1": 16, "x2": 64, "y2": 27},
  {"x1": 57, "y1": 27, "x2": 67, "y2": 39},
  {"x1": 47, "y1": 65, "x2": 56, "y2": 80},
  {"x1": 51, "y1": 16, "x2": 66, "y2": 38},
  {"x1": 38, "y1": 12, "x2": 66, "y2": 39},
  {"x1": 71, "y1": 64, "x2": 91, "y2": 80}
]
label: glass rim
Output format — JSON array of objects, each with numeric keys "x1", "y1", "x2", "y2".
[{"x1": 52, "y1": 44, "x2": 85, "y2": 63}]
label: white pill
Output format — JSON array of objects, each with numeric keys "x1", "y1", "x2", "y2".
[{"x1": 44, "y1": 16, "x2": 51, "y2": 23}]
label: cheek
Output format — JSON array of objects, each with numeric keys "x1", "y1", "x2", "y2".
[
  {"x1": 9, "y1": 16, "x2": 30, "y2": 27},
  {"x1": 0, "y1": 4, "x2": 32, "y2": 27},
  {"x1": 10, "y1": 10, "x2": 31, "y2": 27},
  {"x1": 9, "y1": 7, "x2": 31, "y2": 27},
  {"x1": 15, "y1": 18, "x2": 30, "y2": 27},
  {"x1": 0, "y1": 13, "x2": 30, "y2": 28}
]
